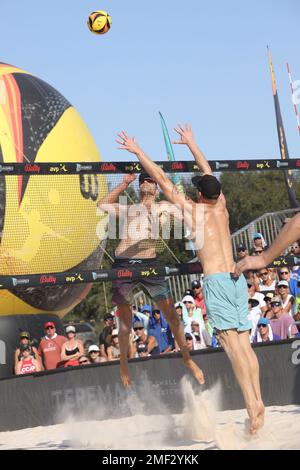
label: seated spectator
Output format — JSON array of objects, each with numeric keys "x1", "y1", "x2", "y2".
[
  {"x1": 99, "y1": 313, "x2": 115, "y2": 360},
  {"x1": 185, "y1": 333, "x2": 194, "y2": 351},
  {"x1": 251, "y1": 246, "x2": 264, "y2": 256},
  {"x1": 182, "y1": 295, "x2": 205, "y2": 333},
  {"x1": 191, "y1": 279, "x2": 207, "y2": 319},
  {"x1": 14, "y1": 331, "x2": 42, "y2": 373},
  {"x1": 247, "y1": 280, "x2": 266, "y2": 311},
  {"x1": 293, "y1": 302, "x2": 300, "y2": 331},
  {"x1": 15, "y1": 344, "x2": 42, "y2": 375},
  {"x1": 38, "y1": 321, "x2": 67, "y2": 370},
  {"x1": 175, "y1": 302, "x2": 185, "y2": 325},
  {"x1": 276, "y1": 280, "x2": 294, "y2": 317},
  {"x1": 148, "y1": 309, "x2": 173, "y2": 353},
  {"x1": 252, "y1": 232, "x2": 267, "y2": 251},
  {"x1": 248, "y1": 298, "x2": 262, "y2": 342},
  {"x1": 78, "y1": 355, "x2": 90, "y2": 365},
  {"x1": 132, "y1": 305, "x2": 150, "y2": 331},
  {"x1": 263, "y1": 292, "x2": 274, "y2": 319},
  {"x1": 269, "y1": 296, "x2": 298, "y2": 339},
  {"x1": 130, "y1": 321, "x2": 159, "y2": 358},
  {"x1": 88, "y1": 344, "x2": 107, "y2": 363},
  {"x1": 107, "y1": 329, "x2": 121, "y2": 361},
  {"x1": 236, "y1": 243, "x2": 248, "y2": 262},
  {"x1": 252, "y1": 318, "x2": 281, "y2": 343},
  {"x1": 257, "y1": 268, "x2": 276, "y2": 295},
  {"x1": 190, "y1": 320, "x2": 212, "y2": 349},
  {"x1": 60, "y1": 325, "x2": 84, "y2": 367}
]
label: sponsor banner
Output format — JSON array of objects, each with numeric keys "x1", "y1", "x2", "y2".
[
  {"x1": 1, "y1": 160, "x2": 300, "y2": 175},
  {"x1": 0, "y1": 256, "x2": 299, "y2": 288}
]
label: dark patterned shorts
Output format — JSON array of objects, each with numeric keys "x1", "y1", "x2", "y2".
[{"x1": 112, "y1": 258, "x2": 171, "y2": 305}]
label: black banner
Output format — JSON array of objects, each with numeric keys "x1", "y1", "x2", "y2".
[
  {"x1": 0, "y1": 256, "x2": 299, "y2": 288},
  {"x1": 0, "y1": 159, "x2": 300, "y2": 175}
]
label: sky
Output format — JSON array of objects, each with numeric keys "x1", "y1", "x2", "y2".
[{"x1": 0, "y1": 0, "x2": 300, "y2": 163}]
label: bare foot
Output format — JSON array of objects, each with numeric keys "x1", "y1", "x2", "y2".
[
  {"x1": 184, "y1": 359, "x2": 205, "y2": 385},
  {"x1": 120, "y1": 362, "x2": 132, "y2": 389},
  {"x1": 248, "y1": 401, "x2": 265, "y2": 435}
]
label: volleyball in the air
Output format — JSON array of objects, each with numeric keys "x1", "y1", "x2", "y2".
[{"x1": 87, "y1": 10, "x2": 112, "y2": 35}]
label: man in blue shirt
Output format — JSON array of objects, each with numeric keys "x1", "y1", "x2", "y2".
[{"x1": 148, "y1": 309, "x2": 174, "y2": 353}]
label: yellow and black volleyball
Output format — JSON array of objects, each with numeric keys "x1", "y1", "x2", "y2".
[
  {"x1": 0, "y1": 63, "x2": 108, "y2": 317},
  {"x1": 87, "y1": 10, "x2": 112, "y2": 35}
]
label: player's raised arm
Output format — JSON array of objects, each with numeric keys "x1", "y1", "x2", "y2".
[
  {"x1": 117, "y1": 131, "x2": 187, "y2": 208},
  {"x1": 97, "y1": 174, "x2": 136, "y2": 216},
  {"x1": 173, "y1": 123, "x2": 212, "y2": 175},
  {"x1": 235, "y1": 213, "x2": 300, "y2": 276}
]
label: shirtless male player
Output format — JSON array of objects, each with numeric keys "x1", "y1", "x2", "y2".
[
  {"x1": 97, "y1": 171, "x2": 204, "y2": 388},
  {"x1": 116, "y1": 124, "x2": 264, "y2": 434}
]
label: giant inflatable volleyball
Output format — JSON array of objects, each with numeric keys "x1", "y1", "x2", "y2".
[{"x1": 0, "y1": 63, "x2": 108, "y2": 317}]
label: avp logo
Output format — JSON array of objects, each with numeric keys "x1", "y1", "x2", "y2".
[
  {"x1": 0, "y1": 340, "x2": 6, "y2": 365},
  {"x1": 291, "y1": 340, "x2": 300, "y2": 365}
]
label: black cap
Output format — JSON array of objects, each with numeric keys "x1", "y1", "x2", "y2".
[
  {"x1": 191, "y1": 174, "x2": 221, "y2": 199},
  {"x1": 248, "y1": 298, "x2": 259, "y2": 307},
  {"x1": 185, "y1": 333, "x2": 193, "y2": 340},
  {"x1": 191, "y1": 280, "x2": 201, "y2": 289},
  {"x1": 184, "y1": 289, "x2": 193, "y2": 297},
  {"x1": 237, "y1": 243, "x2": 247, "y2": 252},
  {"x1": 139, "y1": 172, "x2": 156, "y2": 186},
  {"x1": 104, "y1": 313, "x2": 114, "y2": 321}
]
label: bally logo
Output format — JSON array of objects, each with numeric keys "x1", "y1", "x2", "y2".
[
  {"x1": 117, "y1": 270, "x2": 133, "y2": 278},
  {"x1": 40, "y1": 275, "x2": 57, "y2": 284},
  {"x1": 25, "y1": 164, "x2": 41, "y2": 173},
  {"x1": 236, "y1": 161, "x2": 250, "y2": 170}
]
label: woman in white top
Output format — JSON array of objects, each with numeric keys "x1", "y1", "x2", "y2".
[
  {"x1": 256, "y1": 268, "x2": 276, "y2": 294},
  {"x1": 276, "y1": 280, "x2": 294, "y2": 317}
]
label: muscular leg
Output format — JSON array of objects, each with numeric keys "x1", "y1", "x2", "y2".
[
  {"x1": 218, "y1": 329, "x2": 264, "y2": 434},
  {"x1": 118, "y1": 303, "x2": 133, "y2": 388},
  {"x1": 156, "y1": 297, "x2": 205, "y2": 385},
  {"x1": 238, "y1": 331, "x2": 265, "y2": 430}
]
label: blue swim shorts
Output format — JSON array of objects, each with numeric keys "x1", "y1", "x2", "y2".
[{"x1": 203, "y1": 272, "x2": 251, "y2": 332}]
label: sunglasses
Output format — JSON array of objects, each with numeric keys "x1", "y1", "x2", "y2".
[
  {"x1": 278, "y1": 286, "x2": 288, "y2": 289},
  {"x1": 258, "y1": 324, "x2": 267, "y2": 329},
  {"x1": 89, "y1": 351, "x2": 99, "y2": 354},
  {"x1": 46, "y1": 326, "x2": 55, "y2": 329},
  {"x1": 141, "y1": 178, "x2": 156, "y2": 185},
  {"x1": 134, "y1": 327, "x2": 144, "y2": 331},
  {"x1": 260, "y1": 272, "x2": 268, "y2": 276},
  {"x1": 186, "y1": 338, "x2": 193, "y2": 341},
  {"x1": 79, "y1": 360, "x2": 88, "y2": 364},
  {"x1": 280, "y1": 272, "x2": 289, "y2": 275},
  {"x1": 271, "y1": 302, "x2": 281, "y2": 307},
  {"x1": 183, "y1": 301, "x2": 193, "y2": 304}
]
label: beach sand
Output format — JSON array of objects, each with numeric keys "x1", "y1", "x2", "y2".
[{"x1": 0, "y1": 378, "x2": 299, "y2": 450}]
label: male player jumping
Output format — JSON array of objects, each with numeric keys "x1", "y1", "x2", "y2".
[{"x1": 117, "y1": 124, "x2": 264, "y2": 434}]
